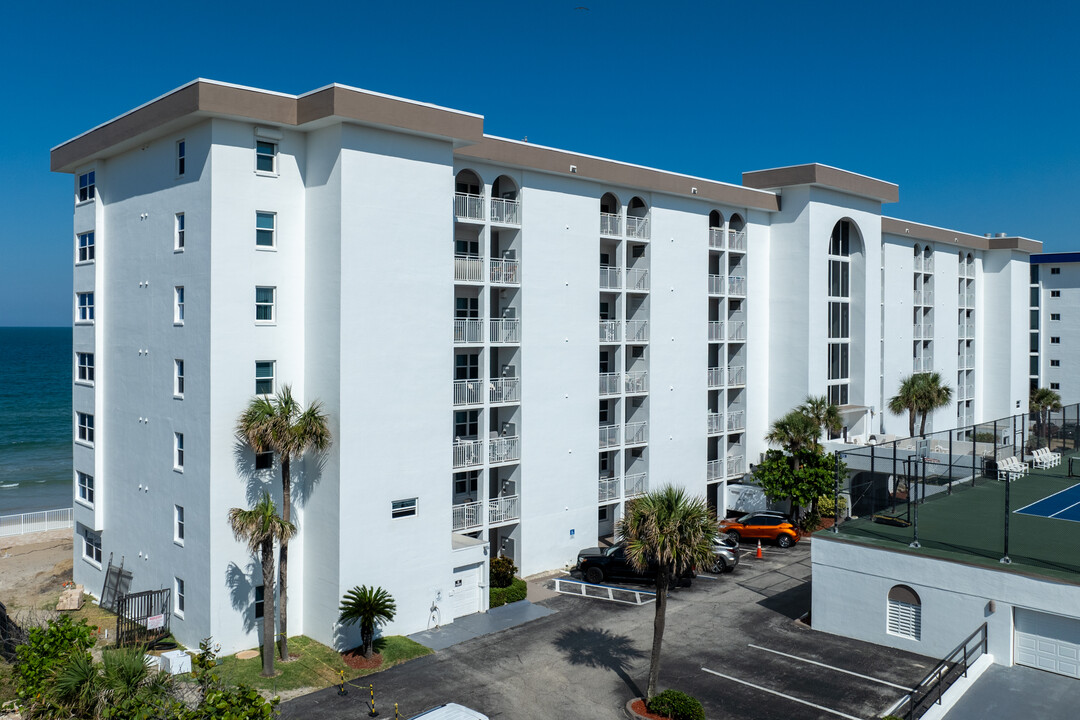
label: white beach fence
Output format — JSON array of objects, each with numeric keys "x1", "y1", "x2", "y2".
[{"x1": 0, "y1": 508, "x2": 74, "y2": 538}]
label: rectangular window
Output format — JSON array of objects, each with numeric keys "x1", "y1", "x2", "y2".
[
  {"x1": 255, "y1": 361, "x2": 275, "y2": 395},
  {"x1": 391, "y1": 498, "x2": 418, "y2": 518},
  {"x1": 77, "y1": 412, "x2": 94, "y2": 445},
  {"x1": 77, "y1": 471, "x2": 94, "y2": 506},
  {"x1": 174, "y1": 577, "x2": 185, "y2": 617},
  {"x1": 83, "y1": 529, "x2": 102, "y2": 565},
  {"x1": 77, "y1": 352, "x2": 94, "y2": 384},
  {"x1": 78, "y1": 171, "x2": 96, "y2": 202},
  {"x1": 255, "y1": 451, "x2": 273, "y2": 470},
  {"x1": 175, "y1": 213, "x2": 185, "y2": 250},
  {"x1": 176, "y1": 140, "x2": 186, "y2": 176},
  {"x1": 1051, "y1": 382, "x2": 1061, "y2": 390},
  {"x1": 255, "y1": 287, "x2": 275, "y2": 323},
  {"x1": 174, "y1": 432, "x2": 184, "y2": 470},
  {"x1": 454, "y1": 410, "x2": 479, "y2": 438},
  {"x1": 1051, "y1": 313, "x2": 1061, "y2": 321},
  {"x1": 174, "y1": 505, "x2": 185, "y2": 544},
  {"x1": 1052, "y1": 290, "x2": 1061, "y2": 298},
  {"x1": 77, "y1": 232, "x2": 95, "y2": 262},
  {"x1": 256, "y1": 140, "x2": 277, "y2": 173},
  {"x1": 174, "y1": 359, "x2": 185, "y2": 397},
  {"x1": 77, "y1": 292, "x2": 94, "y2": 322},
  {"x1": 254, "y1": 586, "x2": 264, "y2": 619},
  {"x1": 1051, "y1": 360, "x2": 1061, "y2": 367},
  {"x1": 256, "y1": 212, "x2": 276, "y2": 247},
  {"x1": 1051, "y1": 267, "x2": 1061, "y2": 275},
  {"x1": 1051, "y1": 337, "x2": 1061, "y2": 344},
  {"x1": 174, "y1": 287, "x2": 185, "y2": 323}
]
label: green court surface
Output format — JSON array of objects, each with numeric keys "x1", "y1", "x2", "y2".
[{"x1": 832, "y1": 451, "x2": 1080, "y2": 584}]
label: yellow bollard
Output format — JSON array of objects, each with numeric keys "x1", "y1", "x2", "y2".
[
  {"x1": 369, "y1": 683, "x2": 377, "y2": 717},
  {"x1": 337, "y1": 669, "x2": 347, "y2": 696},
  {"x1": 395, "y1": 702, "x2": 399, "y2": 720}
]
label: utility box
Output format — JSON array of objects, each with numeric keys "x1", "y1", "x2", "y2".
[{"x1": 160, "y1": 650, "x2": 191, "y2": 675}]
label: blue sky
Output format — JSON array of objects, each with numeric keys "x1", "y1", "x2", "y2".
[{"x1": 2, "y1": 0, "x2": 1077, "y2": 325}]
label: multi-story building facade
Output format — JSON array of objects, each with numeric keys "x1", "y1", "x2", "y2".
[
  {"x1": 1030, "y1": 252, "x2": 1080, "y2": 403},
  {"x1": 52, "y1": 80, "x2": 1038, "y2": 654}
]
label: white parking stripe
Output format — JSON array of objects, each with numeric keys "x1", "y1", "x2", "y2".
[
  {"x1": 701, "y1": 667, "x2": 864, "y2": 720},
  {"x1": 746, "y1": 644, "x2": 911, "y2": 690}
]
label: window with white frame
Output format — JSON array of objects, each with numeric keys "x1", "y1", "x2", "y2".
[
  {"x1": 391, "y1": 498, "x2": 418, "y2": 518},
  {"x1": 174, "y1": 287, "x2": 185, "y2": 324},
  {"x1": 1051, "y1": 313, "x2": 1061, "y2": 321},
  {"x1": 77, "y1": 352, "x2": 94, "y2": 384},
  {"x1": 77, "y1": 471, "x2": 94, "y2": 506},
  {"x1": 77, "y1": 292, "x2": 94, "y2": 322},
  {"x1": 827, "y1": 221, "x2": 852, "y2": 406},
  {"x1": 77, "y1": 412, "x2": 94, "y2": 445},
  {"x1": 1051, "y1": 382, "x2": 1061, "y2": 390},
  {"x1": 1051, "y1": 337, "x2": 1061, "y2": 344},
  {"x1": 78, "y1": 171, "x2": 95, "y2": 202},
  {"x1": 256, "y1": 140, "x2": 277, "y2": 173},
  {"x1": 82, "y1": 528, "x2": 102, "y2": 565},
  {"x1": 1052, "y1": 290, "x2": 1061, "y2": 298},
  {"x1": 176, "y1": 140, "x2": 186, "y2": 176},
  {"x1": 886, "y1": 585, "x2": 921, "y2": 640},
  {"x1": 174, "y1": 359, "x2": 184, "y2": 397},
  {"x1": 255, "y1": 361, "x2": 275, "y2": 395},
  {"x1": 174, "y1": 577, "x2": 185, "y2": 617},
  {"x1": 1051, "y1": 359, "x2": 1061, "y2": 367},
  {"x1": 174, "y1": 505, "x2": 185, "y2": 545},
  {"x1": 77, "y1": 231, "x2": 95, "y2": 263},
  {"x1": 256, "y1": 212, "x2": 276, "y2": 247},
  {"x1": 175, "y1": 213, "x2": 185, "y2": 250},
  {"x1": 255, "y1": 287, "x2": 275, "y2": 323},
  {"x1": 174, "y1": 432, "x2": 184, "y2": 470}
]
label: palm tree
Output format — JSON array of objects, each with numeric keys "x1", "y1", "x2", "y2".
[
  {"x1": 765, "y1": 410, "x2": 821, "y2": 470},
  {"x1": 915, "y1": 372, "x2": 953, "y2": 437},
  {"x1": 338, "y1": 585, "x2": 397, "y2": 659},
  {"x1": 229, "y1": 492, "x2": 295, "y2": 677},
  {"x1": 1030, "y1": 386, "x2": 1063, "y2": 449},
  {"x1": 799, "y1": 395, "x2": 842, "y2": 443},
  {"x1": 618, "y1": 486, "x2": 717, "y2": 700},
  {"x1": 237, "y1": 385, "x2": 331, "y2": 661},
  {"x1": 888, "y1": 374, "x2": 923, "y2": 437}
]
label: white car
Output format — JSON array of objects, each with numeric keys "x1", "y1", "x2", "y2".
[{"x1": 409, "y1": 703, "x2": 489, "y2": 720}]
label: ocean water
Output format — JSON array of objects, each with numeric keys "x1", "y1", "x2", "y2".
[{"x1": 0, "y1": 328, "x2": 73, "y2": 515}]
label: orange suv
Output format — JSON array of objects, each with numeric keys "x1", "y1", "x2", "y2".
[{"x1": 719, "y1": 511, "x2": 800, "y2": 548}]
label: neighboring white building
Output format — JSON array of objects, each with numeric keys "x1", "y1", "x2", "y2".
[
  {"x1": 52, "y1": 79, "x2": 1038, "y2": 654},
  {"x1": 1030, "y1": 252, "x2": 1080, "y2": 403}
]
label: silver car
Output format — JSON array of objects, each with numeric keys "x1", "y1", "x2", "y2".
[{"x1": 710, "y1": 537, "x2": 739, "y2": 573}]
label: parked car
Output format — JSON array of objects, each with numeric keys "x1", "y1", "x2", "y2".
[
  {"x1": 719, "y1": 511, "x2": 800, "y2": 548},
  {"x1": 408, "y1": 703, "x2": 489, "y2": 719},
  {"x1": 709, "y1": 536, "x2": 740, "y2": 573},
  {"x1": 576, "y1": 542, "x2": 696, "y2": 586}
]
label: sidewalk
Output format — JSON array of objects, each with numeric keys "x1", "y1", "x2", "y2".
[{"x1": 406, "y1": 599, "x2": 554, "y2": 651}]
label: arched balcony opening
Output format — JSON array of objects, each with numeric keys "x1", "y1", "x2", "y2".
[
  {"x1": 600, "y1": 192, "x2": 621, "y2": 236},
  {"x1": 728, "y1": 213, "x2": 746, "y2": 251},
  {"x1": 626, "y1": 196, "x2": 650, "y2": 239},
  {"x1": 709, "y1": 210, "x2": 725, "y2": 249},
  {"x1": 454, "y1": 170, "x2": 484, "y2": 221},
  {"x1": 490, "y1": 175, "x2": 521, "y2": 225},
  {"x1": 827, "y1": 219, "x2": 865, "y2": 407}
]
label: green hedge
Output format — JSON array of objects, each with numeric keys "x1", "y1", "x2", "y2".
[
  {"x1": 489, "y1": 578, "x2": 527, "y2": 608},
  {"x1": 647, "y1": 689, "x2": 705, "y2": 720}
]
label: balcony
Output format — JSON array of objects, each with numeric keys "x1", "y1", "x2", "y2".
[
  {"x1": 728, "y1": 276, "x2": 746, "y2": 296},
  {"x1": 454, "y1": 255, "x2": 484, "y2": 283},
  {"x1": 453, "y1": 379, "x2": 483, "y2": 406},
  {"x1": 913, "y1": 356, "x2": 933, "y2": 373},
  {"x1": 959, "y1": 322, "x2": 974, "y2": 338},
  {"x1": 454, "y1": 318, "x2": 483, "y2": 344},
  {"x1": 625, "y1": 370, "x2": 648, "y2": 394},
  {"x1": 707, "y1": 412, "x2": 722, "y2": 435},
  {"x1": 490, "y1": 258, "x2": 520, "y2": 285},
  {"x1": 455, "y1": 192, "x2": 484, "y2": 221},
  {"x1": 913, "y1": 323, "x2": 933, "y2": 340},
  {"x1": 707, "y1": 459, "x2": 722, "y2": 480},
  {"x1": 452, "y1": 501, "x2": 482, "y2": 531},
  {"x1": 490, "y1": 377, "x2": 520, "y2": 404},
  {"x1": 599, "y1": 266, "x2": 622, "y2": 290},
  {"x1": 708, "y1": 321, "x2": 725, "y2": 342},
  {"x1": 625, "y1": 421, "x2": 647, "y2": 445},
  {"x1": 624, "y1": 471, "x2": 648, "y2": 497},
  {"x1": 626, "y1": 320, "x2": 649, "y2": 343},
  {"x1": 600, "y1": 213, "x2": 621, "y2": 236},
  {"x1": 489, "y1": 436, "x2": 520, "y2": 464},
  {"x1": 451, "y1": 496, "x2": 521, "y2": 531},
  {"x1": 490, "y1": 198, "x2": 521, "y2": 225},
  {"x1": 600, "y1": 320, "x2": 622, "y2": 343},
  {"x1": 626, "y1": 216, "x2": 650, "y2": 240},
  {"x1": 727, "y1": 365, "x2": 745, "y2": 386},
  {"x1": 599, "y1": 372, "x2": 621, "y2": 396},
  {"x1": 600, "y1": 424, "x2": 621, "y2": 449},
  {"x1": 599, "y1": 476, "x2": 619, "y2": 502},
  {"x1": 627, "y1": 268, "x2": 649, "y2": 292},
  {"x1": 959, "y1": 292, "x2": 975, "y2": 307},
  {"x1": 962, "y1": 264, "x2": 975, "y2": 279},
  {"x1": 708, "y1": 274, "x2": 723, "y2": 296},
  {"x1": 727, "y1": 410, "x2": 745, "y2": 432},
  {"x1": 726, "y1": 455, "x2": 745, "y2": 476},
  {"x1": 728, "y1": 321, "x2": 746, "y2": 342},
  {"x1": 707, "y1": 367, "x2": 723, "y2": 389},
  {"x1": 959, "y1": 352, "x2": 975, "y2": 370},
  {"x1": 914, "y1": 256, "x2": 934, "y2": 274},
  {"x1": 709, "y1": 228, "x2": 725, "y2": 250},
  {"x1": 453, "y1": 439, "x2": 483, "y2": 469},
  {"x1": 489, "y1": 318, "x2": 520, "y2": 344},
  {"x1": 727, "y1": 230, "x2": 747, "y2": 251},
  {"x1": 914, "y1": 289, "x2": 934, "y2": 306},
  {"x1": 490, "y1": 495, "x2": 520, "y2": 525}
]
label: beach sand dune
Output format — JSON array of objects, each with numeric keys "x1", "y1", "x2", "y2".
[{"x1": 0, "y1": 529, "x2": 73, "y2": 610}]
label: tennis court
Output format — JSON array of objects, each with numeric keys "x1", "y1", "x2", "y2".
[{"x1": 1016, "y1": 482, "x2": 1080, "y2": 523}]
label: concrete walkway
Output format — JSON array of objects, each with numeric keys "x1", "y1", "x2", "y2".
[
  {"x1": 407, "y1": 599, "x2": 555, "y2": 651},
  {"x1": 944, "y1": 663, "x2": 1079, "y2": 719}
]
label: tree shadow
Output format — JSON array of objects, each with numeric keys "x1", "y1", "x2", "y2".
[
  {"x1": 232, "y1": 440, "x2": 278, "y2": 508},
  {"x1": 553, "y1": 626, "x2": 645, "y2": 697},
  {"x1": 292, "y1": 452, "x2": 326, "y2": 511},
  {"x1": 225, "y1": 560, "x2": 260, "y2": 635}
]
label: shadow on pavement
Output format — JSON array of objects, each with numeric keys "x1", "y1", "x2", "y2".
[
  {"x1": 553, "y1": 626, "x2": 645, "y2": 698},
  {"x1": 755, "y1": 581, "x2": 810, "y2": 620}
]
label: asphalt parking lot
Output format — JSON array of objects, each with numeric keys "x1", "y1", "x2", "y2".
[{"x1": 283, "y1": 540, "x2": 936, "y2": 719}]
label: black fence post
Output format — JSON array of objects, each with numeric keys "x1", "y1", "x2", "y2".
[
  {"x1": 948, "y1": 433, "x2": 954, "y2": 495},
  {"x1": 1002, "y1": 455, "x2": 1012, "y2": 565},
  {"x1": 832, "y1": 450, "x2": 840, "y2": 533},
  {"x1": 909, "y1": 456, "x2": 921, "y2": 549}
]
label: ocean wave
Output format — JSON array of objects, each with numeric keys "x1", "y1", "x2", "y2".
[{"x1": 0, "y1": 483, "x2": 19, "y2": 489}]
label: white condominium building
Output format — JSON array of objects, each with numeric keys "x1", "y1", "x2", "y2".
[
  {"x1": 52, "y1": 80, "x2": 1039, "y2": 654},
  {"x1": 1030, "y1": 252, "x2": 1080, "y2": 403}
]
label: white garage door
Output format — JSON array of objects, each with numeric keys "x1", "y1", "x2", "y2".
[
  {"x1": 1015, "y1": 608, "x2": 1080, "y2": 678},
  {"x1": 450, "y1": 563, "x2": 482, "y2": 619}
]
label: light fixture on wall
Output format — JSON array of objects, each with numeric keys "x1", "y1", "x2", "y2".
[{"x1": 569, "y1": 165, "x2": 577, "y2": 174}]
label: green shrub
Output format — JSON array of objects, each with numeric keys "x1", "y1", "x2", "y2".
[
  {"x1": 647, "y1": 689, "x2": 705, "y2": 720},
  {"x1": 974, "y1": 432, "x2": 996, "y2": 443},
  {"x1": 818, "y1": 494, "x2": 848, "y2": 518},
  {"x1": 14, "y1": 615, "x2": 96, "y2": 707},
  {"x1": 489, "y1": 556, "x2": 517, "y2": 589},
  {"x1": 181, "y1": 684, "x2": 279, "y2": 719},
  {"x1": 489, "y1": 577, "x2": 527, "y2": 608}
]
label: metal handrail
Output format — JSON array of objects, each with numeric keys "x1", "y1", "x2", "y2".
[{"x1": 897, "y1": 623, "x2": 987, "y2": 720}]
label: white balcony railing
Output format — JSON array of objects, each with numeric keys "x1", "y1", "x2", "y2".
[
  {"x1": 599, "y1": 372, "x2": 621, "y2": 396},
  {"x1": 452, "y1": 501, "x2": 483, "y2": 531},
  {"x1": 626, "y1": 319, "x2": 649, "y2": 343},
  {"x1": 727, "y1": 366, "x2": 745, "y2": 386},
  {"x1": 913, "y1": 356, "x2": 933, "y2": 373},
  {"x1": 959, "y1": 353, "x2": 974, "y2": 370},
  {"x1": 914, "y1": 256, "x2": 934, "y2": 273},
  {"x1": 454, "y1": 318, "x2": 483, "y2": 344},
  {"x1": 728, "y1": 321, "x2": 746, "y2": 341},
  {"x1": 961, "y1": 292, "x2": 975, "y2": 307},
  {"x1": 707, "y1": 412, "x2": 722, "y2": 435},
  {"x1": 709, "y1": 321, "x2": 724, "y2": 341},
  {"x1": 914, "y1": 256, "x2": 923, "y2": 272},
  {"x1": 706, "y1": 459, "x2": 722, "y2": 480},
  {"x1": 626, "y1": 216, "x2": 650, "y2": 239},
  {"x1": 453, "y1": 439, "x2": 484, "y2": 469},
  {"x1": 707, "y1": 367, "x2": 723, "y2": 388},
  {"x1": 708, "y1": 274, "x2": 723, "y2": 295},
  {"x1": 489, "y1": 495, "x2": 520, "y2": 524},
  {"x1": 963, "y1": 264, "x2": 975, "y2": 279},
  {"x1": 914, "y1": 324, "x2": 933, "y2": 340},
  {"x1": 454, "y1": 255, "x2": 484, "y2": 282},
  {"x1": 625, "y1": 370, "x2": 648, "y2": 394},
  {"x1": 453, "y1": 495, "x2": 521, "y2": 530},
  {"x1": 490, "y1": 377, "x2": 520, "y2": 404},
  {"x1": 600, "y1": 320, "x2": 621, "y2": 343},
  {"x1": 728, "y1": 276, "x2": 746, "y2": 296},
  {"x1": 627, "y1": 267, "x2": 649, "y2": 292},
  {"x1": 600, "y1": 212, "x2": 621, "y2": 236},
  {"x1": 959, "y1": 322, "x2": 974, "y2": 338},
  {"x1": 915, "y1": 289, "x2": 934, "y2": 306},
  {"x1": 625, "y1": 421, "x2": 648, "y2": 445},
  {"x1": 727, "y1": 230, "x2": 747, "y2": 251},
  {"x1": 490, "y1": 197, "x2": 521, "y2": 225},
  {"x1": 455, "y1": 192, "x2": 484, "y2": 220},
  {"x1": 490, "y1": 318, "x2": 520, "y2": 344},
  {"x1": 727, "y1": 410, "x2": 745, "y2": 432},
  {"x1": 489, "y1": 436, "x2": 520, "y2": 464},
  {"x1": 490, "y1": 258, "x2": 520, "y2": 285},
  {"x1": 453, "y1": 379, "x2": 483, "y2": 406},
  {"x1": 957, "y1": 384, "x2": 969, "y2": 401},
  {"x1": 726, "y1": 455, "x2": 745, "y2": 476},
  {"x1": 709, "y1": 228, "x2": 725, "y2": 250},
  {"x1": 600, "y1": 424, "x2": 621, "y2": 448},
  {"x1": 624, "y1": 471, "x2": 647, "y2": 497},
  {"x1": 600, "y1": 266, "x2": 622, "y2": 290},
  {"x1": 599, "y1": 476, "x2": 619, "y2": 502}
]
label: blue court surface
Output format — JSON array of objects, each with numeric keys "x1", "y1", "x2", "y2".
[{"x1": 1016, "y1": 483, "x2": 1080, "y2": 523}]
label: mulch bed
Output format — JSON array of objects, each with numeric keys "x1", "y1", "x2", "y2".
[
  {"x1": 341, "y1": 647, "x2": 382, "y2": 670},
  {"x1": 627, "y1": 698, "x2": 670, "y2": 720}
]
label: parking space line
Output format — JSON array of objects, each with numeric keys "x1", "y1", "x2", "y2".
[
  {"x1": 746, "y1": 644, "x2": 911, "y2": 690},
  {"x1": 701, "y1": 667, "x2": 863, "y2": 720}
]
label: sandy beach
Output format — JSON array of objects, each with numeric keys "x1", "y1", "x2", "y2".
[{"x1": 0, "y1": 529, "x2": 73, "y2": 611}]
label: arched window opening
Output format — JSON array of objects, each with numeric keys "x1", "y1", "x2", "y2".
[
  {"x1": 491, "y1": 175, "x2": 521, "y2": 225},
  {"x1": 454, "y1": 170, "x2": 484, "y2": 221},
  {"x1": 886, "y1": 585, "x2": 922, "y2": 640},
  {"x1": 709, "y1": 210, "x2": 724, "y2": 228},
  {"x1": 600, "y1": 192, "x2": 621, "y2": 235},
  {"x1": 827, "y1": 220, "x2": 855, "y2": 407},
  {"x1": 626, "y1": 197, "x2": 650, "y2": 239}
]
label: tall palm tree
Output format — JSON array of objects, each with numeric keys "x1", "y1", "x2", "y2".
[
  {"x1": 765, "y1": 410, "x2": 821, "y2": 470},
  {"x1": 888, "y1": 374, "x2": 923, "y2": 437},
  {"x1": 915, "y1": 372, "x2": 953, "y2": 437},
  {"x1": 618, "y1": 486, "x2": 717, "y2": 700},
  {"x1": 237, "y1": 385, "x2": 331, "y2": 661},
  {"x1": 228, "y1": 492, "x2": 295, "y2": 677},
  {"x1": 338, "y1": 585, "x2": 398, "y2": 659},
  {"x1": 799, "y1": 395, "x2": 842, "y2": 442},
  {"x1": 1030, "y1": 386, "x2": 1063, "y2": 448}
]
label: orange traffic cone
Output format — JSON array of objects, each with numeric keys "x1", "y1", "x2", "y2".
[{"x1": 755, "y1": 541, "x2": 763, "y2": 559}]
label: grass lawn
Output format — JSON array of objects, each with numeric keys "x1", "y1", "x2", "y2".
[{"x1": 213, "y1": 636, "x2": 431, "y2": 692}]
